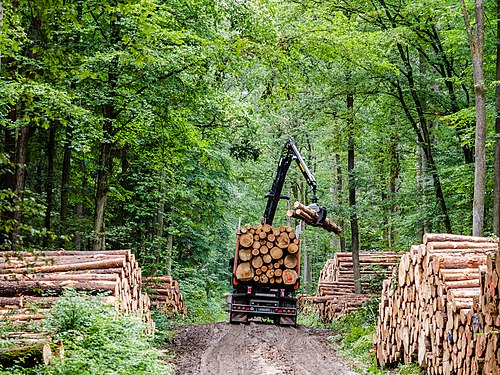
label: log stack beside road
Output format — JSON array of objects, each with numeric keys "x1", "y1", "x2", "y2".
[
  {"x1": 314, "y1": 252, "x2": 402, "y2": 322},
  {"x1": 143, "y1": 276, "x2": 187, "y2": 316},
  {"x1": 373, "y1": 233, "x2": 499, "y2": 375},
  {"x1": 0, "y1": 249, "x2": 154, "y2": 335},
  {"x1": 474, "y1": 252, "x2": 500, "y2": 375}
]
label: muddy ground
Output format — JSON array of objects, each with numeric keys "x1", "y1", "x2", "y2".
[{"x1": 166, "y1": 321, "x2": 358, "y2": 375}]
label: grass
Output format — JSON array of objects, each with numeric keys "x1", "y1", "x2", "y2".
[
  {"x1": 299, "y1": 299, "x2": 422, "y2": 375},
  {"x1": 0, "y1": 290, "x2": 174, "y2": 375}
]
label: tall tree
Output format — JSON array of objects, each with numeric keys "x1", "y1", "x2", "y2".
[
  {"x1": 494, "y1": 0, "x2": 500, "y2": 236},
  {"x1": 460, "y1": 0, "x2": 486, "y2": 236},
  {"x1": 346, "y1": 92, "x2": 361, "y2": 293}
]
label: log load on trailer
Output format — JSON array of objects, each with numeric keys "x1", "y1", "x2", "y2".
[
  {"x1": 229, "y1": 139, "x2": 339, "y2": 326},
  {"x1": 230, "y1": 223, "x2": 301, "y2": 325}
]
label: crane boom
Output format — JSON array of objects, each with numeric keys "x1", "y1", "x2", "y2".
[{"x1": 262, "y1": 139, "x2": 324, "y2": 226}]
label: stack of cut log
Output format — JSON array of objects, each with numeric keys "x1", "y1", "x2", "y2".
[
  {"x1": 234, "y1": 224, "x2": 300, "y2": 286},
  {"x1": 297, "y1": 294, "x2": 315, "y2": 313},
  {"x1": 373, "y1": 233, "x2": 499, "y2": 375},
  {"x1": 287, "y1": 201, "x2": 342, "y2": 235},
  {"x1": 0, "y1": 250, "x2": 154, "y2": 334},
  {"x1": 474, "y1": 252, "x2": 500, "y2": 375},
  {"x1": 313, "y1": 252, "x2": 402, "y2": 322},
  {"x1": 143, "y1": 276, "x2": 187, "y2": 316}
]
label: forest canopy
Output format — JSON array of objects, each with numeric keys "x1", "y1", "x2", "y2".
[{"x1": 1, "y1": 0, "x2": 499, "y2": 295}]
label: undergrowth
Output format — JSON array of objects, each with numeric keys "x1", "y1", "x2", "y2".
[
  {"x1": 0, "y1": 289, "x2": 173, "y2": 375},
  {"x1": 299, "y1": 298, "x2": 422, "y2": 375}
]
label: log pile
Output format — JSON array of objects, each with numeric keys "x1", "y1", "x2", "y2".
[
  {"x1": 373, "y1": 233, "x2": 499, "y2": 375},
  {"x1": 474, "y1": 252, "x2": 500, "y2": 375},
  {"x1": 234, "y1": 224, "x2": 300, "y2": 286},
  {"x1": 0, "y1": 250, "x2": 154, "y2": 335},
  {"x1": 287, "y1": 201, "x2": 342, "y2": 235},
  {"x1": 314, "y1": 252, "x2": 402, "y2": 321},
  {"x1": 143, "y1": 276, "x2": 187, "y2": 316},
  {"x1": 297, "y1": 294, "x2": 315, "y2": 313}
]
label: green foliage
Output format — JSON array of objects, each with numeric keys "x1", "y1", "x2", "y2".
[
  {"x1": 327, "y1": 299, "x2": 381, "y2": 373},
  {"x1": 2, "y1": 0, "x2": 500, "y2": 359},
  {"x1": 171, "y1": 264, "x2": 229, "y2": 324},
  {"x1": 326, "y1": 299, "x2": 422, "y2": 374},
  {"x1": 0, "y1": 290, "x2": 172, "y2": 375}
]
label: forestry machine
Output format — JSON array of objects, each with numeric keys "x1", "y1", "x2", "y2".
[{"x1": 229, "y1": 139, "x2": 327, "y2": 326}]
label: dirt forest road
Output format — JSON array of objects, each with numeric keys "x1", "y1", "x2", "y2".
[{"x1": 166, "y1": 322, "x2": 358, "y2": 375}]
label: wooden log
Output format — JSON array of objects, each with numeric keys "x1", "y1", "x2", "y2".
[
  {"x1": 263, "y1": 254, "x2": 272, "y2": 264},
  {"x1": 1, "y1": 250, "x2": 132, "y2": 262},
  {"x1": 282, "y1": 269, "x2": 298, "y2": 285},
  {"x1": 276, "y1": 233, "x2": 290, "y2": 249},
  {"x1": 427, "y1": 241, "x2": 499, "y2": 250},
  {"x1": 0, "y1": 342, "x2": 53, "y2": 368},
  {"x1": 235, "y1": 262, "x2": 253, "y2": 281},
  {"x1": 239, "y1": 233, "x2": 253, "y2": 248},
  {"x1": 423, "y1": 233, "x2": 499, "y2": 244},
  {"x1": 270, "y1": 247, "x2": 283, "y2": 260},
  {"x1": 432, "y1": 254, "x2": 487, "y2": 271},
  {"x1": 0, "y1": 258, "x2": 126, "y2": 275},
  {"x1": 251, "y1": 256, "x2": 263, "y2": 269},
  {"x1": 288, "y1": 243, "x2": 299, "y2": 254},
  {"x1": 0, "y1": 273, "x2": 120, "y2": 282},
  {"x1": 0, "y1": 296, "x2": 59, "y2": 308},
  {"x1": 291, "y1": 201, "x2": 342, "y2": 235},
  {"x1": 0, "y1": 280, "x2": 119, "y2": 297},
  {"x1": 284, "y1": 255, "x2": 298, "y2": 269},
  {"x1": 239, "y1": 249, "x2": 252, "y2": 262}
]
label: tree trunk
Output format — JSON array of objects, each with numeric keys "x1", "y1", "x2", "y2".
[
  {"x1": 74, "y1": 202, "x2": 83, "y2": 250},
  {"x1": 60, "y1": 126, "x2": 72, "y2": 228},
  {"x1": 460, "y1": 0, "x2": 486, "y2": 236},
  {"x1": 347, "y1": 93, "x2": 361, "y2": 294},
  {"x1": 335, "y1": 153, "x2": 346, "y2": 252},
  {"x1": 12, "y1": 124, "x2": 31, "y2": 248},
  {"x1": 43, "y1": 126, "x2": 56, "y2": 247},
  {"x1": 92, "y1": 14, "x2": 120, "y2": 250},
  {"x1": 494, "y1": 0, "x2": 500, "y2": 236},
  {"x1": 166, "y1": 233, "x2": 173, "y2": 275},
  {"x1": 93, "y1": 137, "x2": 112, "y2": 251},
  {"x1": 1, "y1": 107, "x2": 16, "y2": 247}
]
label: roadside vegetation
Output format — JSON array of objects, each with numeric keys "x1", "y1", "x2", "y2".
[
  {"x1": 0, "y1": 290, "x2": 172, "y2": 375},
  {"x1": 299, "y1": 299, "x2": 422, "y2": 375}
]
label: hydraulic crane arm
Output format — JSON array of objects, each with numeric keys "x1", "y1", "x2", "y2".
[{"x1": 262, "y1": 139, "x2": 325, "y2": 226}]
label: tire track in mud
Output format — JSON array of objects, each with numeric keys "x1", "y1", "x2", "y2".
[{"x1": 167, "y1": 322, "x2": 358, "y2": 375}]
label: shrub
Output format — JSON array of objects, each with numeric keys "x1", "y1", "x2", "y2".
[{"x1": 0, "y1": 289, "x2": 172, "y2": 375}]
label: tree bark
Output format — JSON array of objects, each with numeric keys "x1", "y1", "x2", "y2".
[
  {"x1": 92, "y1": 14, "x2": 120, "y2": 250},
  {"x1": 60, "y1": 126, "x2": 72, "y2": 228},
  {"x1": 93, "y1": 137, "x2": 113, "y2": 251},
  {"x1": 43, "y1": 126, "x2": 56, "y2": 247},
  {"x1": 335, "y1": 154, "x2": 346, "y2": 252},
  {"x1": 12, "y1": 124, "x2": 31, "y2": 248},
  {"x1": 347, "y1": 93, "x2": 361, "y2": 294},
  {"x1": 460, "y1": 0, "x2": 486, "y2": 236},
  {"x1": 388, "y1": 132, "x2": 400, "y2": 248},
  {"x1": 494, "y1": 0, "x2": 500, "y2": 236}
]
